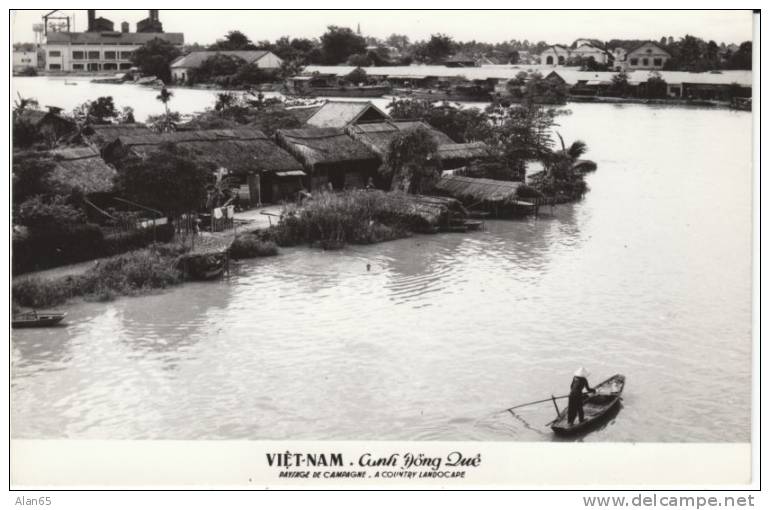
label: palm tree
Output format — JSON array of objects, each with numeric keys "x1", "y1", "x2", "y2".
[{"x1": 156, "y1": 87, "x2": 174, "y2": 131}]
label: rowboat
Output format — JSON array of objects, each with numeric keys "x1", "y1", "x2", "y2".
[
  {"x1": 550, "y1": 374, "x2": 625, "y2": 436},
  {"x1": 12, "y1": 311, "x2": 66, "y2": 328}
]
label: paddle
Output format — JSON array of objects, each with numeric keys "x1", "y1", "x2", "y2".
[{"x1": 503, "y1": 394, "x2": 571, "y2": 413}]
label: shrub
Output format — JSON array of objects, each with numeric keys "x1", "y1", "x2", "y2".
[
  {"x1": 17, "y1": 195, "x2": 85, "y2": 230},
  {"x1": 12, "y1": 242, "x2": 188, "y2": 308},
  {"x1": 270, "y1": 190, "x2": 415, "y2": 249},
  {"x1": 230, "y1": 235, "x2": 279, "y2": 258}
]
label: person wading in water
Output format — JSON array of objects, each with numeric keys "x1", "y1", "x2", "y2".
[{"x1": 568, "y1": 367, "x2": 596, "y2": 425}]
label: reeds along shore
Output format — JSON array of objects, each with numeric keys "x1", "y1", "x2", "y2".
[
  {"x1": 13, "y1": 236, "x2": 279, "y2": 310},
  {"x1": 265, "y1": 189, "x2": 447, "y2": 250}
]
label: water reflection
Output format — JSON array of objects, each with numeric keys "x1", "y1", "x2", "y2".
[{"x1": 10, "y1": 103, "x2": 752, "y2": 441}]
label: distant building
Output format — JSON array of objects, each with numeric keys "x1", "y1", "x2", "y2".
[
  {"x1": 170, "y1": 50, "x2": 282, "y2": 83},
  {"x1": 540, "y1": 45, "x2": 571, "y2": 66},
  {"x1": 44, "y1": 9, "x2": 183, "y2": 72},
  {"x1": 13, "y1": 51, "x2": 38, "y2": 72},
  {"x1": 571, "y1": 43, "x2": 611, "y2": 65},
  {"x1": 621, "y1": 42, "x2": 671, "y2": 71},
  {"x1": 612, "y1": 48, "x2": 628, "y2": 70}
]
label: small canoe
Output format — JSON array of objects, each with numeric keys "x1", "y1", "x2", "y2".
[
  {"x1": 12, "y1": 311, "x2": 66, "y2": 328},
  {"x1": 550, "y1": 374, "x2": 625, "y2": 436}
]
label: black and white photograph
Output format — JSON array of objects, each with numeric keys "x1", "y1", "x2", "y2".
[{"x1": 8, "y1": 7, "x2": 758, "y2": 492}]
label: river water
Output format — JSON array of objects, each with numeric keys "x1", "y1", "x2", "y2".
[{"x1": 11, "y1": 78, "x2": 753, "y2": 441}]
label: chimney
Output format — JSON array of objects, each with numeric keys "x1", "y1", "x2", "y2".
[
  {"x1": 87, "y1": 10, "x2": 96, "y2": 32},
  {"x1": 149, "y1": 10, "x2": 159, "y2": 22},
  {"x1": 121, "y1": 21, "x2": 129, "y2": 33}
]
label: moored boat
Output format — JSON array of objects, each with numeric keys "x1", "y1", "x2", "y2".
[
  {"x1": 12, "y1": 311, "x2": 66, "y2": 328},
  {"x1": 550, "y1": 374, "x2": 625, "y2": 436}
]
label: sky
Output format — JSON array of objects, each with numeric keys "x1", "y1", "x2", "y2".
[{"x1": 11, "y1": 10, "x2": 754, "y2": 46}]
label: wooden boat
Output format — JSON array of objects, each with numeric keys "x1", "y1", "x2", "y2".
[
  {"x1": 550, "y1": 374, "x2": 625, "y2": 436},
  {"x1": 12, "y1": 311, "x2": 66, "y2": 328}
]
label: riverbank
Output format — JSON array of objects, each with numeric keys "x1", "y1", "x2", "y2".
[{"x1": 12, "y1": 233, "x2": 278, "y2": 310}]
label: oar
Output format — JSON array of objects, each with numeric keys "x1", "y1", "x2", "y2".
[{"x1": 503, "y1": 394, "x2": 571, "y2": 413}]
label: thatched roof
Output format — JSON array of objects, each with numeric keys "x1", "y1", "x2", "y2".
[
  {"x1": 113, "y1": 128, "x2": 302, "y2": 174},
  {"x1": 276, "y1": 127, "x2": 380, "y2": 169},
  {"x1": 305, "y1": 101, "x2": 390, "y2": 128},
  {"x1": 347, "y1": 121, "x2": 454, "y2": 157},
  {"x1": 85, "y1": 123, "x2": 154, "y2": 146},
  {"x1": 47, "y1": 146, "x2": 117, "y2": 194},
  {"x1": 16, "y1": 109, "x2": 47, "y2": 125},
  {"x1": 433, "y1": 175, "x2": 524, "y2": 204},
  {"x1": 436, "y1": 141, "x2": 489, "y2": 162}
]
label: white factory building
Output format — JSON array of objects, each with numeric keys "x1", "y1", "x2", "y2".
[{"x1": 44, "y1": 10, "x2": 183, "y2": 72}]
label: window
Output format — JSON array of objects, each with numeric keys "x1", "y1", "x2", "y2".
[
  {"x1": 72, "y1": 64, "x2": 84, "y2": 70},
  {"x1": 120, "y1": 51, "x2": 133, "y2": 60},
  {"x1": 119, "y1": 63, "x2": 133, "y2": 70},
  {"x1": 104, "y1": 51, "x2": 117, "y2": 60},
  {"x1": 87, "y1": 63, "x2": 100, "y2": 71},
  {"x1": 88, "y1": 51, "x2": 100, "y2": 59},
  {"x1": 49, "y1": 64, "x2": 61, "y2": 70},
  {"x1": 48, "y1": 50, "x2": 61, "y2": 57},
  {"x1": 103, "y1": 63, "x2": 118, "y2": 70},
  {"x1": 629, "y1": 58, "x2": 638, "y2": 66},
  {"x1": 653, "y1": 58, "x2": 663, "y2": 66},
  {"x1": 558, "y1": 56, "x2": 565, "y2": 64},
  {"x1": 546, "y1": 56, "x2": 553, "y2": 65},
  {"x1": 642, "y1": 58, "x2": 649, "y2": 66},
  {"x1": 72, "y1": 51, "x2": 85, "y2": 60}
]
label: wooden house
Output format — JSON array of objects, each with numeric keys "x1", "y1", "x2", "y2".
[{"x1": 276, "y1": 127, "x2": 381, "y2": 191}]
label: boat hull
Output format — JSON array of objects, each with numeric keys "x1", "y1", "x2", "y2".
[
  {"x1": 550, "y1": 374, "x2": 625, "y2": 436},
  {"x1": 12, "y1": 314, "x2": 66, "y2": 328}
]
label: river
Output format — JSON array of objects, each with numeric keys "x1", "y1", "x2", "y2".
[{"x1": 11, "y1": 78, "x2": 753, "y2": 442}]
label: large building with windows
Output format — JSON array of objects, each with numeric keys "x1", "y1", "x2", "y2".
[{"x1": 44, "y1": 10, "x2": 183, "y2": 72}]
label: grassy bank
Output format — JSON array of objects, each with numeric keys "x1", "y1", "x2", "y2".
[
  {"x1": 13, "y1": 242, "x2": 190, "y2": 309},
  {"x1": 230, "y1": 235, "x2": 279, "y2": 259},
  {"x1": 266, "y1": 190, "x2": 422, "y2": 250}
]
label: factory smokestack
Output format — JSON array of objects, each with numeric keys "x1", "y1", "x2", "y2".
[
  {"x1": 87, "y1": 10, "x2": 96, "y2": 32},
  {"x1": 149, "y1": 9, "x2": 159, "y2": 22}
]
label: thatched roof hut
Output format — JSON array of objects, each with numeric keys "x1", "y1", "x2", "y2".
[
  {"x1": 84, "y1": 123, "x2": 154, "y2": 148},
  {"x1": 16, "y1": 109, "x2": 77, "y2": 141},
  {"x1": 347, "y1": 121, "x2": 490, "y2": 170},
  {"x1": 305, "y1": 101, "x2": 389, "y2": 128},
  {"x1": 436, "y1": 141, "x2": 489, "y2": 166},
  {"x1": 47, "y1": 146, "x2": 117, "y2": 195},
  {"x1": 347, "y1": 120, "x2": 454, "y2": 155},
  {"x1": 275, "y1": 127, "x2": 381, "y2": 190},
  {"x1": 105, "y1": 128, "x2": 302, "y2": 175},
  {"x1": 433, "y1": 175, "x2": 527, "y2": 205}
]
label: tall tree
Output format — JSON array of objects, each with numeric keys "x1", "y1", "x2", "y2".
[
  {"x1": 156, "y1": 87, "x2": 174, "y2": 132},
  {"x1": 115, "y1": 144, "x2": 211, "y2": 216},
  {"x1": 319, "y1": 26, "x2": 366, "y2": 65},
  {"x1": 131, "y1": 38, "x2": 182, "y2": 84},
  {"x1": 209, "y1": 30, "x2": 258, "y2": 50},
  {"x1": 420, "y1": 33, "x2": 455, "y2": 63}
]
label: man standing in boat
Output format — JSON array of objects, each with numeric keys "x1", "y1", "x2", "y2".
[{"x1": 568, "y1": 367, "x2": 596, "y2": 425}]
